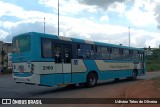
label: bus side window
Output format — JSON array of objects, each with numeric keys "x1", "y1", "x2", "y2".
[
  {"x1": 133, "y1": 51, "x2": 139, "y2": 61},
  {"x1": 119, "y1": 49, "x2": 123, "y2": 60},
  {"x1": 77, "y1": 44, "x2": 83, "y2": 58},
  {"x1": 129, "y1": 50, "x2": 133, "y2": 60},
  {"x1": 110, "y1": 48, "x2": 115, "y2": 60},
  {"x1": 101, "y1": 47, "x2": 109, "y2": 59},
  {"x1": 119, "y1": 49, "x2": 123, "y2": 54},
  {"x1": 123, "y1": 49, "x2": 129, "y2": 60},
  {"x1": 41, "y1": 38, "x2": 52, "y2": 58},
  {"x1": 91, "y1": 45, "x2": 94, "y2": 59},
  {"x1": 95, "y1": 46, "x2": 102, "y2": 59},
  {"x1": 82, "y1": 44, "x2": 91, "y2": 59},
  {"x1": 77, "y1": 44, "x2": 92, "y2": 59}
]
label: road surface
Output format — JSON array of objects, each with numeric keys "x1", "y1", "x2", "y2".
[{"x1": 0, "y1": 72, "x2": 160, "y2": 107}]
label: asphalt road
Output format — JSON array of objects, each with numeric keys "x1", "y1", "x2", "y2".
[{"x1": 0, "y1": 72, "x2": 160, "y2": 107}]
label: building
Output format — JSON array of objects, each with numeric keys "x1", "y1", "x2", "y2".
[
  {"x1": 144, "y1": 48, "x2": 153, "y2": 56},
  {"x1": 0, "y1": 41, "x2": 3, "y2": 68},
  {"x1": 143, "y1": 45, "x2": 160, "y2": 56},
  {"x1": 0, "y1": 42, "x2": 12, "y2": 69}
]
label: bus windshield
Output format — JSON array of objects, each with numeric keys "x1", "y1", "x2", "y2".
[{"x1": 12, "y1": 35, "x2": 31, "y2": 53}]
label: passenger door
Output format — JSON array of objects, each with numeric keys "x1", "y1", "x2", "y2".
[
  {"x1": 54, "y1": 44, "x2": 72, "y2": 84},
  {"x1": 63, "y1": 45, "x2": 72, "y2": 83}
]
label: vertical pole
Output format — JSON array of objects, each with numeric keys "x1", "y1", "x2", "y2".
[
  {"x1": 128, "y1": 27, "x2": 130, "y2": 47},
  {"x1": 44, "y1": 17, "x2": 45, "y2": 34},
  {"x1": 58, "y1": 0, "x2": 59, "y2": 36}
]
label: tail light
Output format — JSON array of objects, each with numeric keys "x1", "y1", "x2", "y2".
[{"x1": 30, "y1": 64, "x2": 35, "y2": 73}]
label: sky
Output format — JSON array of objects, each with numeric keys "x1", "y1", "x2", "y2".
[{"x1": 0, "y1": 0, "x2": 160, "y2": 48}]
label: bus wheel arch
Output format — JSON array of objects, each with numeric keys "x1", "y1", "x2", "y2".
[{"x1": 85, "y1": 71, "x2": 98, "y2": 87}]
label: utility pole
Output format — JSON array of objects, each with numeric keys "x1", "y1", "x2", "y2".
[
  {"x1": 44, "y1": 17, "x2": 45, "y2": 34},
  {"x1": 58, "y1": 0, "x2": 59, "y2": 36},
  {"x1": 128, "y1": 27, "x2": 130, "y2": 47}
]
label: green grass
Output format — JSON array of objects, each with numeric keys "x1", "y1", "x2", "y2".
[{"x1": 147, "y1": 63, "x2": 160, "y2": 72}]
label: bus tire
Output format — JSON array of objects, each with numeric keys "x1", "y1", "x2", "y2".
[
  {"x1": 114, "y1": 78, "x2": 119, "y2": 82},
  {"x1": 66, "y1": 84, "x2": 76, "y2": 88},
  {"x1": 127, "y1": 70, "x2": 138, "y2": 80},
  {"x1": 85, "y1": 72, "x2": 98, "y2": 87}
]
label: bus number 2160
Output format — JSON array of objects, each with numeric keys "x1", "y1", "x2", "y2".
[{"x1": 43, "y1": 66, "x2": 53, "y2": 70}]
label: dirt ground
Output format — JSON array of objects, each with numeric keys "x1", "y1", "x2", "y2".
[{"x1": 123, "y1": 77, "x2": 160, "y2": 107}]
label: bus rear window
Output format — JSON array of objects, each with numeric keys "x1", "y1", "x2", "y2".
[{"x1": 12, "y1": 35, "x2": 31, "y2": 53}]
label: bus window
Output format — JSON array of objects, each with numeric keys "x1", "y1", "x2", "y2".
[
  {"x1": 77, "y1": 44, "x2": 83, "y2": 58},
  {"x1": 133, "y1": 51, "x2": 139, "y2": 61},
  {"x1": 95, "y1": 46, "x2": 102, "y2": 59},
  {"x1": 41, "y1": 38, "x2": 52, "y2": 58},
  {"x1": 95, "y1": 46, "x2": 98, "y2": 52},
  {"x1": 119, "y1": 49, "x2": 123, "y2": 54},
  {"x1": 108, "y1": 48, "x2": 112, "y2": 54},
  {"x1": 122, "y1": 49, "x2": 129, "y2": 60},
  {"x1": 82, "y1": 44, "x2": 91, "y2": 59},
  {"x1": 12, "y1": 35, "x2": 31, "y2": 53},
  {"x1": 77, "y1": 44, "x2": 93, "y2": 59},
  {"x1": 129, "y1": 50, "x2": 133, "y2": 60},
  {"x1": 101, "y1": 47, "x2": 109, "y2": 59},
  {"x1": 115, "y1": 48, "x2": 121, "y2": 60},
  {"x1": 77, "y1": 44, "x2": 80, "y2": 50},
  {"x1": 91, "y1": 45, "x2": 94, "y2": 59},
  {"x1": 110, "y1": 48, "x2": 120, "y2": 60}
]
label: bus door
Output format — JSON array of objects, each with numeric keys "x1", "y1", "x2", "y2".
[{"x1": 54, "y1": 44, "x2": 72, "y2": 84}]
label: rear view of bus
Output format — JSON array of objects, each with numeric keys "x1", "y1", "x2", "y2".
[{"x1": 12, "y1": 32, "x2": 40, "y2": 84}]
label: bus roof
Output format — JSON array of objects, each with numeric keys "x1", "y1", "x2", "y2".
[{"x1": 14, "y1": 32, "x2": 144, "y2": 51}]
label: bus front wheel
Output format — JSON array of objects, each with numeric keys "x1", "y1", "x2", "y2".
[{"x1": 85, "y1": 72, "x2": 98, "y2": 87}]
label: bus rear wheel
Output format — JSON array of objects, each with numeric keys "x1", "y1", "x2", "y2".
[
  {"x1": 127, "y1": 70, "x2": 138, "y2": 80},
  {"x1": 85, "y1": 72, "x2": 98, "y2": 87},
  {"x1": 132, "y1": 70, "x2": 138, "y2": 80},
  {"x1": 66, "y1": 84, "x2": 76, "y2": 88}
]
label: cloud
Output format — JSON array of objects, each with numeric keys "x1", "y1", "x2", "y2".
[
  {"x1": 100, "y1": 15, "x2": 109, "y2": 22},
  {"x1": 78, "y1": 0, "x2": 126, "y2": 10},
  {"x1": 2, "y1": 21, "x2": 58, "y2": 43},
  {"x1": 0, "y1": 29, "x2": 9, "y2": 40},
  {"x1": 39, "y1": 0, "x2": 98, "y2": 15},
  {"x1": 15, "y1": 22, "x2": 56, "y2": 35},
  {"x1": 1, "y1": 0, "x2": 160, "y2": 48},
  {"x1": 0, "y1": 1, "x2": 23, "y2": 17},
  {"x1": 108, "y1": 2, "x2": 126, "y2": 15},
  {"x1": 0, "y1": 0, "x2": 57, "y2": 24},
  {"x1": 126, "y1": 0, "x2": 157, "y2": 27},
  {"x1": 154, "y1": 3, "x2": 160, "y2": 29},
  {"x1": 0, "y1": 0, "x2": 58, "y2": 42},
  {"x1": 0, "y1": 21, "x2": 18, "y2": 29},
  {"x1": 129, "y1": 29, "x2": 160, "y2": 48},
  {"x1": 58, "y1": 15, "x2": 160, "y2": 48}
]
